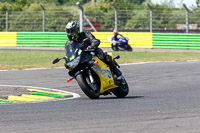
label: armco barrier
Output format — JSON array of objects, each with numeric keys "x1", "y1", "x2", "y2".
[
  {"x1": 1, "y1": 32, "x2": 200, "y2": 49},
  {"x1": 123, "y1": 32, "x2": 152, "y2": 48},
  {"x1": 93, "y1": 32, "x2": 153, "y2": 48},
  {"x1": 153, "y1": 33, "x2": 200, "y2": 49},
  {"x1": 0, "y1": 32, "x2": 153, "y2": 48},
  {"x1": 0, "y1": 32, "x2": 17, "y2": 47},
  {"x1": 17, "y1": 32, "x2": 67, "y2": 47}
]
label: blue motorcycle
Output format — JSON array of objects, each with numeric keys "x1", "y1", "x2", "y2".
[{"x1": 111, "y1": 37, "x2": 132, "y2": 51}]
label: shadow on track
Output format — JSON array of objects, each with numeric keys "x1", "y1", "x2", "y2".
[{"x1": 98, "y1": 96, "x2": 144, "y2": 100}]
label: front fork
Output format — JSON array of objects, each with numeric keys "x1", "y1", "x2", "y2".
[{"x1": 88, "y1": 70, "x2": 95, "y2": 84}]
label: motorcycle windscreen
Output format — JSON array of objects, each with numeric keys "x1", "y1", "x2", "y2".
[{"x1": 65, "y1": 42, "x2": 82, "y2": 61}]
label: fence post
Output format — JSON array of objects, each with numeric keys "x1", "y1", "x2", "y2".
[
  {"x1": 183, "y1": 4, "x2": 189, "y2": 33},
  {"x1": 3, "y1": 5, "x2": 8, "y2": 32},
  {"x1": 40, "y1": 4, "x2": 46, "y2": 32},
  {"x1": 76, "y1": 2, "x2": 83, "y2": 32},
  {"x1": 76, "y1": 2, "x2": 97, "y2": 32},
  {"x1": 112, "y1": 3, "x2": 118, "y2": 30},
  {"x1": 147, "y1": 3, "x2": 153, "y2": 32}
]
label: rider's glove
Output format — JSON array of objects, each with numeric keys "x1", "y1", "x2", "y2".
[
  {"x1": 87, "y1": 45, "x2": 96, "y2": 51},
  {"x1": 79, "y1": 44, "x2": 87, "y2": 50},
  {"x1": 83, "y1": 38, "x2": 90, "y2": 45}
]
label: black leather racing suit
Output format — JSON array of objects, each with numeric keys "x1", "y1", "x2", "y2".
[
  {"x1": 111, "y1": 32, "x2": 125, "y2": 41},
  {"x1": 111, "y1": 32, "x2": 125, "y2": 45},
  {"x1": 65, "y1": 31, "x2": 122, "y2": 77}
]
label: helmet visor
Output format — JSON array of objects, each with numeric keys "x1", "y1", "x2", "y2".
[{"x1": 66, "y1": 29, "x2": 76, "y2": 36}]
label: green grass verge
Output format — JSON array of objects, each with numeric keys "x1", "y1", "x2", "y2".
[
  {"x1": 0, "y1": 50, "x2": 64, "y2": 70},
  {"x1": 113, "y1": 51, "x2": 200, "y2": 64},
  {"x1": 30, "y1": 91, "x2": 73, "y2": 98},
  {"x1": 1, "y1": 50, "x2": 200, "y2": 70}
]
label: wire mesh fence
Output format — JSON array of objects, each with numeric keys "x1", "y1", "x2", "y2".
[
  {"x1": 0, "y1": 11, "x2": 6, "y2": 31},
  {"x1": 9, "y1": 11, "x2": 43, "y2": 32},
  {"x1": 153, "y1": 10, "x2": 186, "y2": 30},
  {"x1": 1, "y1": 9, "x2": 200, "y2": 33},
  {"x1": 0, "y1": 11, "x2": 79, "y2": 32}
]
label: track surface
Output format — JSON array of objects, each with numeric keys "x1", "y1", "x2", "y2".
[{"x1": 0, "y1": 61, "x2": 200, "y2": 133}]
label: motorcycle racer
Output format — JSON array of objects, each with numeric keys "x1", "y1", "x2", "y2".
[
  {"x1": 111, "y1": 29, "x2": 125, "y2": 46},
  {"x1": 65, "y1": 21, "x2": 122, "y2": 80}
]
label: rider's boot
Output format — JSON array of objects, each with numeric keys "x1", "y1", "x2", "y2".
[
  {"x1": 105, "y1": 54, "x2": 122, "y2": 81},
  {"x1": 95, "y1": 48, "x2": 122, "y2": 80}
]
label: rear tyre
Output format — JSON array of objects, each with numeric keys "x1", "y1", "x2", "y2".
[
  {"x1": 76, "y1": 73, "x2": 100, "y2": 99},
  {"x1": 112, "y1": 78, "x2": 129, "y2": 98}
]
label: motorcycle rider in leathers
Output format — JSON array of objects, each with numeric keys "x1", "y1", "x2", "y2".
[
  {"x1": 111, "y1": 29, "x2": 126, "y2": 47},
  {"x1": 65, "y1": 21, "x2": 122, "y2": 80}
]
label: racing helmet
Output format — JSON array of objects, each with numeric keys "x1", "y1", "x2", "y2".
[
  {"x1": 113, "y1": 29, "x2": 118, "y2": 34},
  {"x1": 65, "y1": 21, "x2": 80, "y2": 40}
]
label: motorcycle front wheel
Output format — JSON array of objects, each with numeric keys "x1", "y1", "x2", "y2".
[
  {"x1": 112, "y1": 77, "x2": 129, "y2": 98},
  {"x1": 76, "y1": 73, "x2": 100, "y2": 99},
  {"x1": 111, "y1": 44, "x2": 118, "y2": 51}
]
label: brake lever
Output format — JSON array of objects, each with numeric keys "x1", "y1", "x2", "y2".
[{"x1": 63, "y1": 56, "x2": 67, "y2": 61}]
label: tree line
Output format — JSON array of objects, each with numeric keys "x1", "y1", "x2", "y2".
[{"x1": 0, "y1": 0, "x2": 200, "y2": 32}]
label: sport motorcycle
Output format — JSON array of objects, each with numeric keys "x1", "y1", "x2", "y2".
[
  {"x1": 108, "y1": 36, "x2": 132, "y2": 51},
  {"x1": 53, "y1": 39, "x2": 129, "y2": 99}
]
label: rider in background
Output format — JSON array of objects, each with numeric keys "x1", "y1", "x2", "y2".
[
  {"x1": 65, "y1": 21, "x2": 122, "y2": 80},
  {"x1": 111, "y1": 29, "x2": 125, "y2": 46}
]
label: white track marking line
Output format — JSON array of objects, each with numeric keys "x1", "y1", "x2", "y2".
[{"x1": 120, "y1": 60, "x2": 200, "y2": 66}]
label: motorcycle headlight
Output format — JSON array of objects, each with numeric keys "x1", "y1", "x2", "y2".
[{"x1": 66, "y1": 56, "x2": 80, "y2": 69}]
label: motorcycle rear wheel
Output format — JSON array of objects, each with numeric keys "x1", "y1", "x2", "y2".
[
  {"x1": 76, "y1": 73, "x2": 100, "y2": 99},
  {"x1": 112, "y1": 78, "x2": 129, "y2": 98}
]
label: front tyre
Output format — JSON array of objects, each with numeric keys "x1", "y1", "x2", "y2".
[
  {"x1": 112, "y1": 77, "x2": 129, "y2": 98},
  {"x1": 76, "y1": 73, "x2": 100, "y2": 99},
  {"x1": 112, "y1": 43, "x2": 118, "y2": 51}
]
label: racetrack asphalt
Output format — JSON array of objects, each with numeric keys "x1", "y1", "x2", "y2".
[
  {"x1": 0, "y1": 46, "x2": 200, "y2": 103},
  {"x1": 0, "y1": 59, "x2": 200, "y2": 132}
]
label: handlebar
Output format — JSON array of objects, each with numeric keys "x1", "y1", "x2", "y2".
[{"x1": 52, "y1": 57, "x2": 66, "y2": 64}]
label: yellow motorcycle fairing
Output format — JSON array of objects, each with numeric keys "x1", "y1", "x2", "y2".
[{"x1": 91, "y1": 57, "x2": 118, "y2": 94}]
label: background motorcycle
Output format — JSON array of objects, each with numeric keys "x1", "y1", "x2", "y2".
[
  {"x1": 108, "y1": 37, "x2": 132, "y2": 51},
  {"x1": 53, "y1": 40, "x2": 129, "y2": 99}
]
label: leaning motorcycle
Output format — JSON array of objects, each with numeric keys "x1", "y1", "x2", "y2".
[
  {"x1": 53, "y1": 40, "x2": 129, "y2": 99},
  {"x1": 108, "y1": 36, "x2": 132, "y2": 51}
]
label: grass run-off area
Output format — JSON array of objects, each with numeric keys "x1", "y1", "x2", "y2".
[{"x1": 1, "y1": 50, "x2": 200, "y2": 70}]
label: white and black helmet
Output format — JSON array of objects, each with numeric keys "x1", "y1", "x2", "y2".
[{"x1": 65, "y1": 21, "x2": 80, "y2": 40}]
